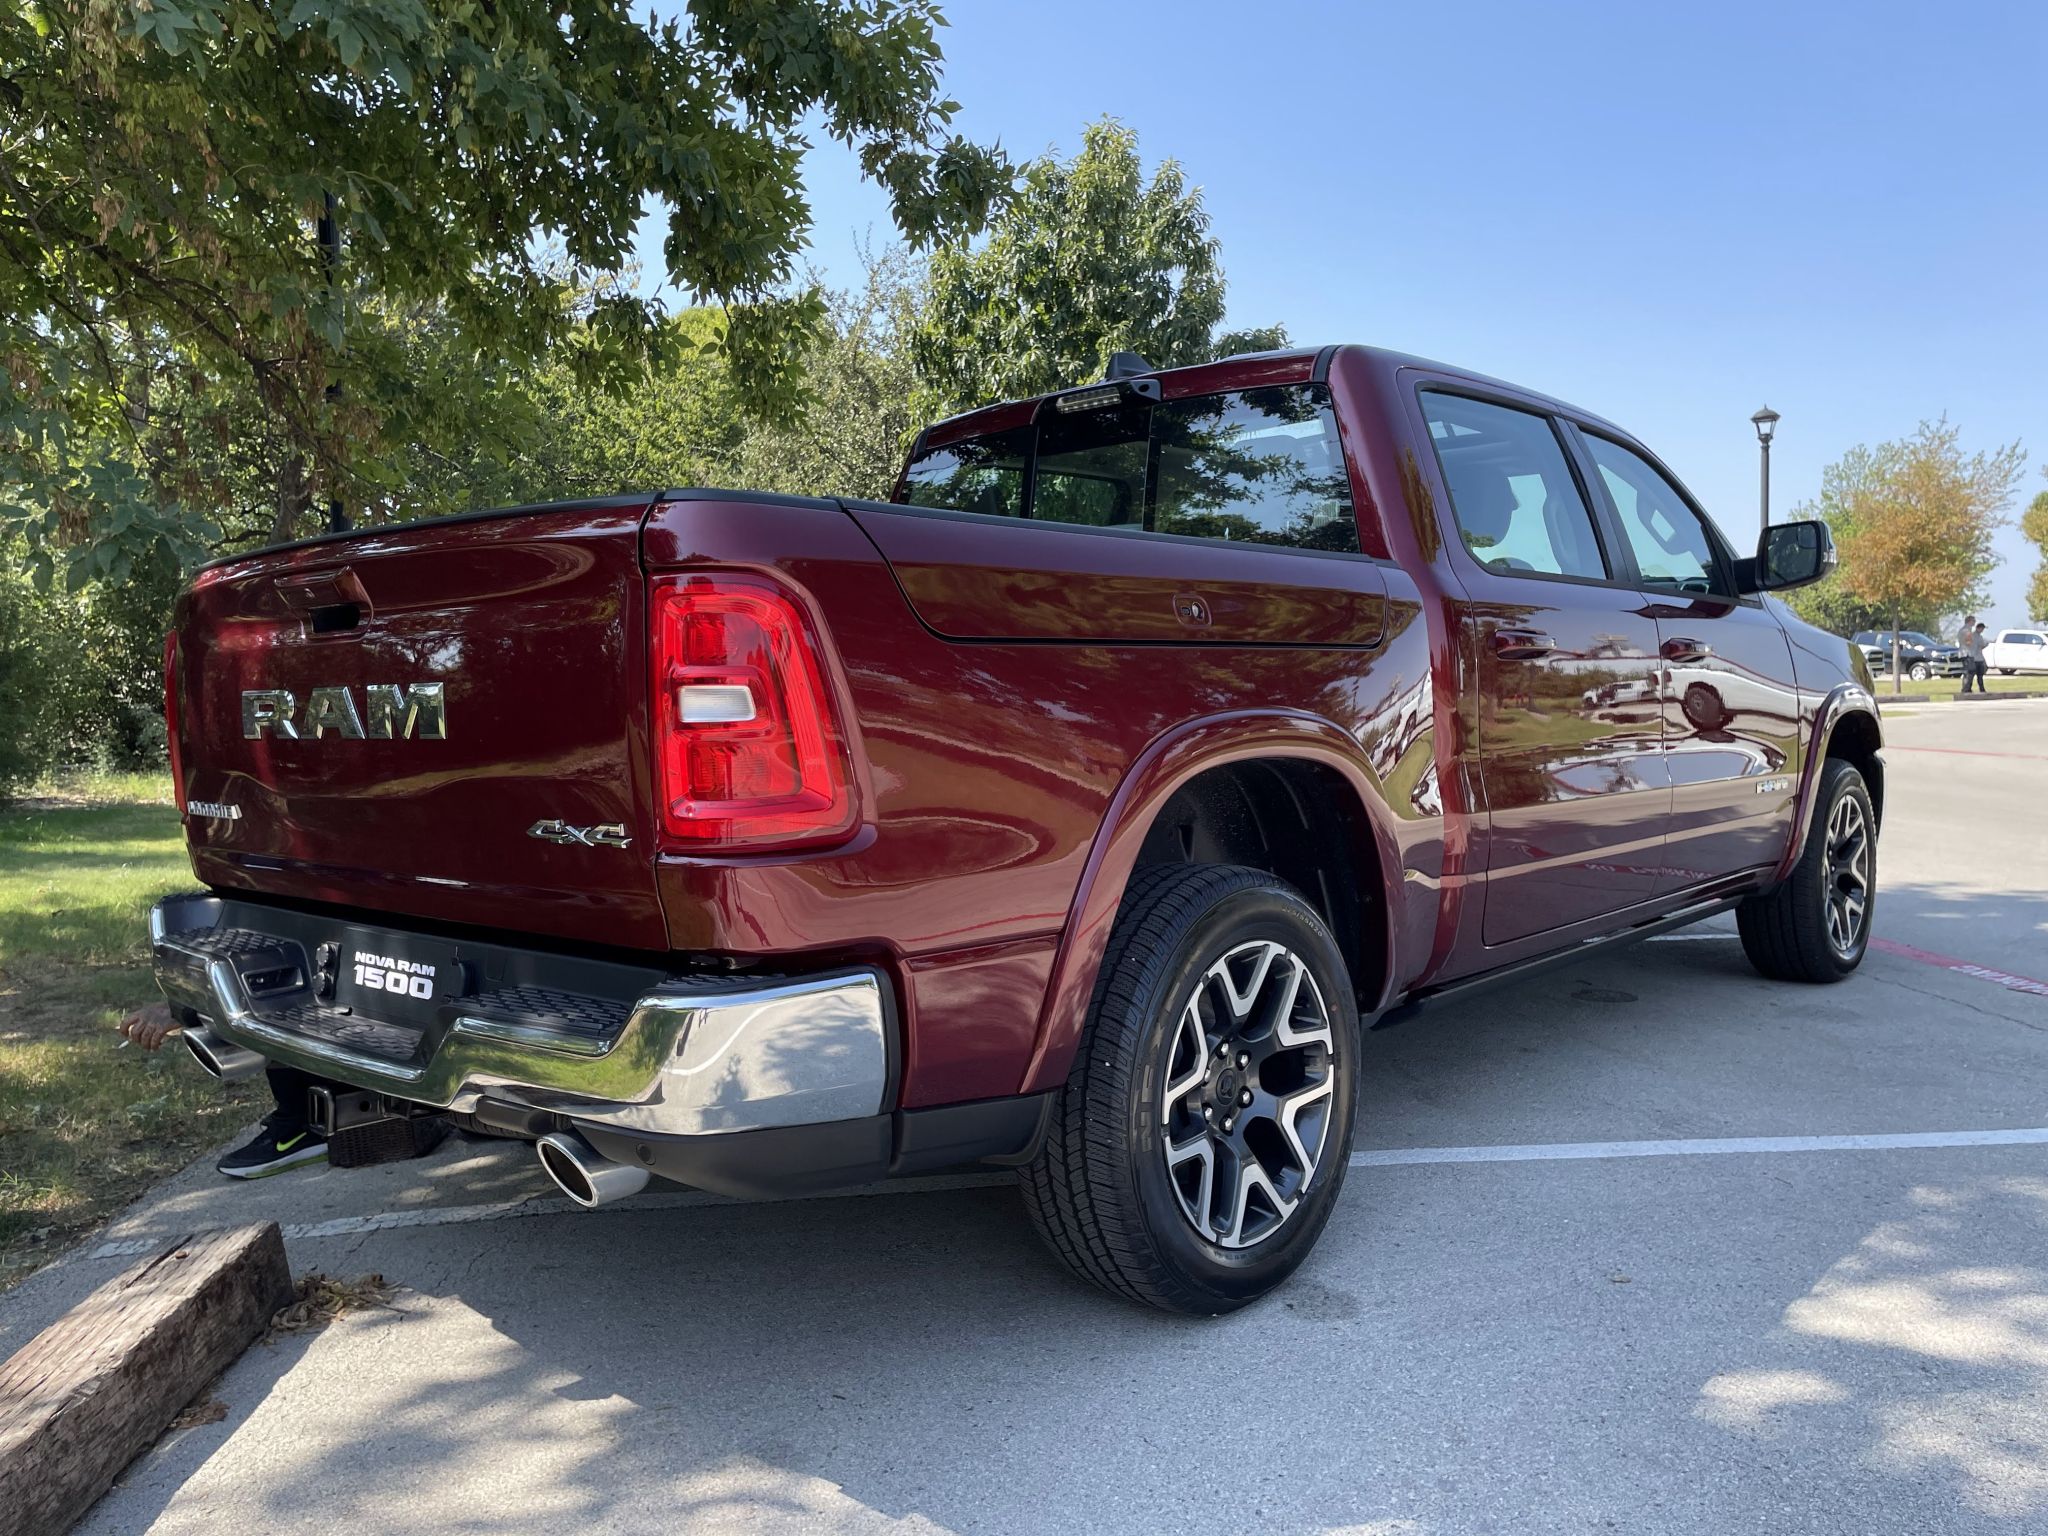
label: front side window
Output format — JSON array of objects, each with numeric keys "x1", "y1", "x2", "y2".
[
  {"x1": 896, "y1": 385, "x2": 1357, "y2": 552},
  {"x1": 1420, "y1": 392, "x2": 1608, "y2": 580},
  {"x1": 1584, "y1": 436, "x2": 1725, "y2": 596}
]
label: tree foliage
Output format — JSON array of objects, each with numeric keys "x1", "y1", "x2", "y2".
[
  {"x1": 1794, "y1": 420, "x2": 2025, "y2": 671},
  {"x1": 1, "y1": 0, "x2": 1009, "y2": 585},
  {"x1": 2022, "y1": 482, "x2": 2048, "y2": 622},
  {"x1": 913, "y1": 118, "x2": 1279, "y2": 417}
]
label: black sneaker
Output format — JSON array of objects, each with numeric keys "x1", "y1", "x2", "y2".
[{"x1": 217, "y1": 1113, "x2": 329, "y2": 1179}]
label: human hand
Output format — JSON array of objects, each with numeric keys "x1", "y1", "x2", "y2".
[{"x1": 118, "y1": 1002, "x2": 178, "y2": 1051}]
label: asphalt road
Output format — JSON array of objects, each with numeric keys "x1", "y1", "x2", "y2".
[{"x1": 7, "y1": 701, "x2": 2046, "y2": 1535}]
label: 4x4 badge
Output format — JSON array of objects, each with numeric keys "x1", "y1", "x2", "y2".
[{"x1": 528, "y1": 819, "x2": 631, "y2": 849}]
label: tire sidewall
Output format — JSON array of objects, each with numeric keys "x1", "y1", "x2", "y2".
[{"x1": 1113, "y1": 880, "x2": 1360, "y2": 1306}]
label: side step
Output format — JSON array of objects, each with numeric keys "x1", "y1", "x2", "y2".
[{"x1": 1373, "y1": 896, "x2": 1741, "y2": 1030}]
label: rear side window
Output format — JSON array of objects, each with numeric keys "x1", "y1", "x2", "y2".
[
  {"x1": 1420, "y1": 392, "x2": 1607, "y2": 580},
  {"x1": 1154, "y1": 388, "x2": 1356, "y2": 550},
  {"x1": 1583, "y1": 435, "x2": 1726, "y2": 596},
  {"x1": 898, "y1": 385, "x2": 1357, "y2": 552},
  {"x1": 900, "y1": 425, "x2": 1032, "y2": 519}
]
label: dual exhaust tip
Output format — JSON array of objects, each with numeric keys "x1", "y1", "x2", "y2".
[
  {"x1": 536, "y1": 1130, "x2": 650, "y2": 1208},
  {"x1": 183, "y1": 1025, "x2": 267, "y2": 1082},
  {"x1": 185, "y1": 1026, "x2": 648, "y2": 1210}
]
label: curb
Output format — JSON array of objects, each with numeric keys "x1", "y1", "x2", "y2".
[{"x1": 0, "y1": 1223, "x2": 292, "y2": 1536}]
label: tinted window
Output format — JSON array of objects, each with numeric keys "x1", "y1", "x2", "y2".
[
  {"x1": 1034, "y1": 396, "x2": 1150, "y2": 528},
  {"x1": 896, "y1": 385, "x2": 1357, "y2": 551},
  {"x1": 1153, "y1": 387, "x2": 1356, "y2": 550},
  {"x1": 1584, "y1": 436, "x2": 1724, "y2": 595},
  {"x1": 900, "y1": 425, "x2": 1031, "y2": 518},
  {"x1": 1421, "y1": 393, "x2": 1607, "y2": 579}
]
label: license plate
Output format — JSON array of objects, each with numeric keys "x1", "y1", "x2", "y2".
[{"x1": 335, "y1": 937, "x2": 467, "y2": 1026}]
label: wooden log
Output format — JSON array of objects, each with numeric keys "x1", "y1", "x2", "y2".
[{"x1": 0, "y1": 1223, "x2": 293, "y2": 1536}]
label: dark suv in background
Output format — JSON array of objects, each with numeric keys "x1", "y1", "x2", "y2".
[{"x1": 1852, "y1": 630, "x2": 1967, "y2": 682}]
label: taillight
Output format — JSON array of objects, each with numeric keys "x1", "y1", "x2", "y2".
[
  {"x1": 162, "y1": 631, "x2": 186, "y2": 813},
  {"x1": 649, "y1": 573, "x2": 857, "y2": 850}
]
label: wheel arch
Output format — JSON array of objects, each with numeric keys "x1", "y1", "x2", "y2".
[
  {"x1": 1774, "y1": 686, "x2": 1884, "y2": 883},
  {"x1": 1019, "y1": 712, "x2": 1402, "y2": 1096}
]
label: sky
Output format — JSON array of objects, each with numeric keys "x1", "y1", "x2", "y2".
[{"x1": 638, "y1": 0, "x2": 2048, "y2": 626}]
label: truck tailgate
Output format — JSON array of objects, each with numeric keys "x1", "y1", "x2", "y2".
[{"x1": 171, "y1": 500, "x2": 668, "y2": 950}]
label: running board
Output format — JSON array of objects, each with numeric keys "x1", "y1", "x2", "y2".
[{"x1": 1371, "y1": 896, "x2": 1742, "y2": 1030}]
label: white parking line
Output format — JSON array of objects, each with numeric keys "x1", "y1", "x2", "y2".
[
  {"x1": 80, "y1": 1128, "x2": 2048, "y2": 1261},
  {"x1": 1349, "y1": 1127, "x2": 2048, "y2": 1167}
]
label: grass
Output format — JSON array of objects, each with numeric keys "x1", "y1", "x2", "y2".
[
  {"x1": 0, "y1": 778, "x2": 262, "y2": 1289},
  {"x1": 1872, "y1": 672, "x2": 2046, "y2": 698}
]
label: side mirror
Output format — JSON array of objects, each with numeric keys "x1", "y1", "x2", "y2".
[{"x1": 1736, "y1": 519, "x2": 1835, "y2": 595}]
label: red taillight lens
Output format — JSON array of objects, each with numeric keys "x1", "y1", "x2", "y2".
[
  {"x1": 650, "y1": 574, "x2": 856, "y2": 849},
  {"x1": 162, "y1": 631, "x2": 187, "y2": 813}
]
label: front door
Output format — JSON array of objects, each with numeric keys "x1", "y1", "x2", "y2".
[
  {"x1": 1416, "y1": 388, "x2": 1670, "y2": 947},
  {"x1": 1570, "y1": 430, "x2": 1803, "y2": 888}
]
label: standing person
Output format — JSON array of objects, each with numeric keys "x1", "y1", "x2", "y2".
[
  {"x1": 1959, "y1": 618, "x2": 1987, "y2": 694},
  {"x1": 119, "y1": 1002, "x2": 333, "y2": 1177}
]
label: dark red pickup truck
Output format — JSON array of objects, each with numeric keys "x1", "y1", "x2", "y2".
[{"x1": 152, "y1": 344, "x2": 1880, "y2": 1313}]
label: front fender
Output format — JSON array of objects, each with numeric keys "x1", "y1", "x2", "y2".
[
  {"x1": 1017, "y1": 710, "x2": 1407, "y2": 1096},
  {"x1": 1773, "y1": 683, "x2": 1882, "y2": 883}
]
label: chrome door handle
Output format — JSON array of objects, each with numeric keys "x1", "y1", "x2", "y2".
[
  {"x1": 1661, "y1": 637, "x2": 1713, "y2": 662},
  {"x1": 1493, "y1": 629, "x2": 1557, "y2": 661}
]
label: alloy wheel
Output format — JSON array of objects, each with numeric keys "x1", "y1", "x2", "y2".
[
  {"x1": 1159, "y1": 940, "x2": 1337, "y2": 1249},
  {"x1": 1822, "y1": 794, "x2": 1871, "y2": 956}
]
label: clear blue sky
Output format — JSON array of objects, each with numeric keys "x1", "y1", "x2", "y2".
[{"x1": 643, "y1": 0, "x2": 2048, "y2": 625}]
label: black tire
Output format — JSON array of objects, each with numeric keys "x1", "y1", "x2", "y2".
[
  {"x1": 1999, "y1": 669, "x2": 2015, "y2": 676},
  {"x1": 1908, "y1": 661, "x2": 1931, "y2": 682},
  {"x1": 1021, "y1": 864, "x2": 1360, "y2": 1314},
  {"x1": 1737, "y1": 758, "x2": 1876, "y2": 983}
]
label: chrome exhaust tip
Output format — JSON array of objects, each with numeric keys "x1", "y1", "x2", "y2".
[
  {"x1": 183, "y1": 1025, "x2": 267, "y2": 1082},
  {"x1": 536, "y1": 1130, "x2": 650, "y2": 1209}
]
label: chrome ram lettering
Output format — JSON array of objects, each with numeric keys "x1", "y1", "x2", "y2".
[{"x1": 242, "y1": 683, "x2": 447, "y2": 740}]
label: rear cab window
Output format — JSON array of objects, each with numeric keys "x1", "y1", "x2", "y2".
[{"x1": 899, "y1": 384, "x2": 1358, "y2": 553}]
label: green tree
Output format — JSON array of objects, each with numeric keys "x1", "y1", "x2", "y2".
[
  {"x1": 2022, "y1": 482, "x2": 2048, "y2": 622},
  {"x1": 737, "y1": 251, "x2": 927, "y2": 501},
  {"x1": 913, "y1": 118, "x2": 1279, "y2": 417},
  {"x1": 1818, "y1": 420, "x2": 2026, "y2": 686},
  {"x1": 2, "y1": 0, "x2": 1010, "y2": 585}
]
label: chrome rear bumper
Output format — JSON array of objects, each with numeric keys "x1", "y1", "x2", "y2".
[{"x1": 149, "y1": 892, "x2": 890, "y2": 1141}]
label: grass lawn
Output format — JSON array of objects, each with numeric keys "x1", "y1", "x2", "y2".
[
  {"x1": 1872, "y1": 672, "x2": 2046, "y2": 698},
  {"x1": 0, "y1": 778, "x2": 262, "y2": 1289}
]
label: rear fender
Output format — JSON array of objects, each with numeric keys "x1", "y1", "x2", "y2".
[{"x1": 1018, "y1": 711, "x2": 1402, "y2": 1096}]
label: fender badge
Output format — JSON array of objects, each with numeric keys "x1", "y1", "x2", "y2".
[
  {"x1": 528, "y1": 819, "x2": 631, "y2": 849},
  {"x1": 185, "y1": 800, "x2": 242, "y2": 821}
]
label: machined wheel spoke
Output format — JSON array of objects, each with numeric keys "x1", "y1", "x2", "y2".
[
  {"x1": 1158, "y1": 938, "x2": 1338, "y2": 1251},
  {"x1": 1222, "y1": 1158, "x2": 1295, "y2": 1247},
  {"x1": 1162, "y1": 1003, "x2": 1210, "y2": 1104},
  {"x1": 1275, "y1": 1076, "x2": 1336, "y2": 1173}
]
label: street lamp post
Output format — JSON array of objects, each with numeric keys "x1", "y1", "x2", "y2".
[{"x1": 1751, "y1": 405, "x2": 1780, "y2": 541}]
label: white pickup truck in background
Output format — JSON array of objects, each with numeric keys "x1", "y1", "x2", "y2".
[{"x1": 1983, "y1": 628, "x2": 2048, "y2": 674}]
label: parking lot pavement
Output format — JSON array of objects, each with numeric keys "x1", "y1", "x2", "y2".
[{"x1": 6, "y1": 704, "x2": 2045, "y2": 1534}]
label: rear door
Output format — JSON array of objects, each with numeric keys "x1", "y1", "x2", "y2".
[
  {"x1": 1413, "y1": 385, "x2": 1669, "y2": 946},
  {"x1": 173, "y1": 501, "x2": 669, "y2": 949},
  {"x1": 1568, "y1": 429, "x2": 1802, "y2": 888}
]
